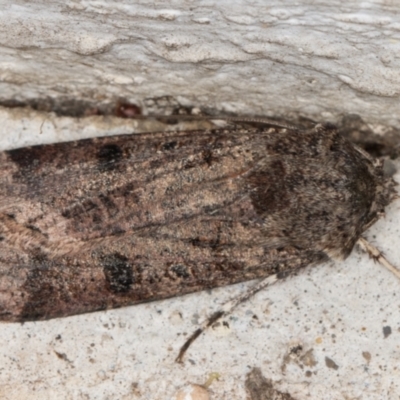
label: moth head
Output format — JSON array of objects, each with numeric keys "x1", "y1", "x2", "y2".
[{"x1": 323, "y1": 142, "x2": 397, "y2": 261}]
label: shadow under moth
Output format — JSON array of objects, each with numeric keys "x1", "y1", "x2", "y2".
[{"x1": 0, "y1": 120, "x2": 398, "y2": 361}]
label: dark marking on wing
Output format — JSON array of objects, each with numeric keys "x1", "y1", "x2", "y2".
[
  {"x1": 97, "y1": 144, "x2": 124, "y2": 172},
  {"x1": 100, "y1": 253, "x2": 134, "y2": 294}
]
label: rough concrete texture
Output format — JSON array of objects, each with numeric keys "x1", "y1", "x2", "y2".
[
  {"x1": 1, "y1": 1, "x2": 400, "y2": 125},
  {"x1": 0, "y1": 108, "x2": 400, "y2": 400}
]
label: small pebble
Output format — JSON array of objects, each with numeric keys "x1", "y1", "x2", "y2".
[{"x1": 174, "y1": 384, "x2": 210, "y2": 400}]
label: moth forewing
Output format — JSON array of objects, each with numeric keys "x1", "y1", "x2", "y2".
[{"x1": 0, "y1": 123, "x2": 397, "y2": 330}]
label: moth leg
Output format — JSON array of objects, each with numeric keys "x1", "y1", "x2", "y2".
[
  {"x1": 175, "y1": 273, "x2": 281, "y2": 364},
  {"x1": 357, "y1": 237, "x2": 400, "y2": 280}
]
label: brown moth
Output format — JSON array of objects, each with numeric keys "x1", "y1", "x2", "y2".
[{"x1": 0, "y1": 122, "x2": 396, "y2": 323}]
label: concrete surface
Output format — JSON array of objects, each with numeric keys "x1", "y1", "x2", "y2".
[{"x1": 1, "y1": 1, "x2": 400, "y2": 125}]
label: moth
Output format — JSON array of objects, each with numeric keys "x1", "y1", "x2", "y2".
[{"x1": 0, "y1": 121, "x2": 397, "y2": 343}]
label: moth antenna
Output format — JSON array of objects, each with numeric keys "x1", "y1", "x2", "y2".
[
  {"x1": 175, "y1": 273, "x2": 280, "y2": 363},
  {"x1": 133, "y1": 114, "x2": 300, "y2": 131},
  {"x1": 214, "y1": 116, "x2": 300, "y2": 131},
  {"x1": 357, "y1": 237, "x2": 400, "y2": 280}
]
